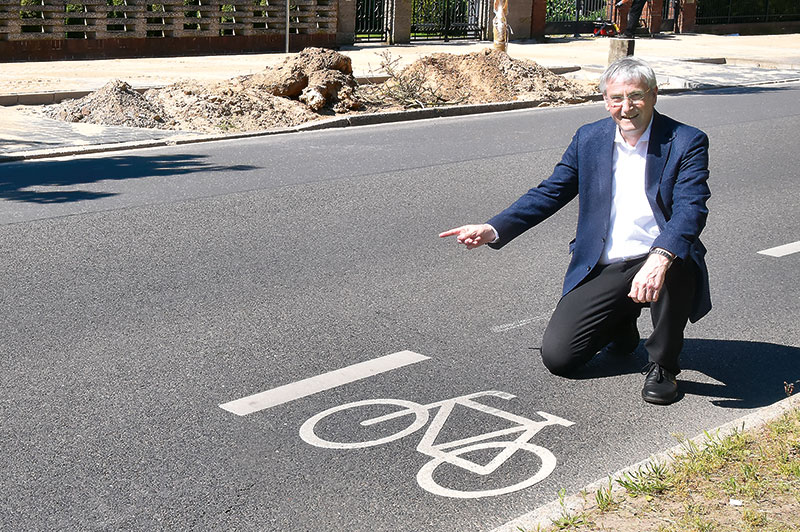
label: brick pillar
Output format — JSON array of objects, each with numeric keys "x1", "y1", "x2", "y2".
[
  {"x1": 647, "y1": 0, "x2": 664, "y2": 34},
  {"x1": 678, "y1": 0, "x2": 697, "y2": 32},
  {"x1": 337, "y1": 0, "x2": 356, "y2": 45},
  {"x1": 508, "y1": 0, "x2": 534, "y2": 39},
  {"x1": 614, "y1": 2, "x2": 631, "y2": 33},
  {"x1": 530, "y1": 0, "x2": 547, "y2": 39},
  {"x1": 390, "y1": 0, "x2": 412, "y2": 44},
  {"x1": 615, "y1": 0, "x2": 665, "y2": 35}
]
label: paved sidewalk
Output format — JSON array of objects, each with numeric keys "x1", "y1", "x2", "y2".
[
  {"x1": 2, "y1": 33, "x2": 799, "y2": 160},
  {"x1": 0, "y1": 103, "x2": 200, "y2": 157}
]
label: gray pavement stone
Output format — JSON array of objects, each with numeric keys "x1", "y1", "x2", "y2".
[
  {"x1": 648, "y1": 57, "x2": 800, "y2": 88},
  {"x1": 0, "y1": 106, "x2": 200, "y2": 159}
]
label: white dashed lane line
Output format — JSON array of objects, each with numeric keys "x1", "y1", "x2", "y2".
[
  {"x1": 219, "y1": 350, "x2": 430, "y2": 416},
  {"x1": 491, "y1": 311, "x2": 553, "y2": 333},
  {"x1": 757, "y1": 240, "x2": 800, "y2": 257}
]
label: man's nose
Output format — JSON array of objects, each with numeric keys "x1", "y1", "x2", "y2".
[{"x1": 621, "y1": 99, "x2": 634, "y2": 113}]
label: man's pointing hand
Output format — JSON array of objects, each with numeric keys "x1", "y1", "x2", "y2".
[{"x1": 439, "y1": 224, "x2": 497, "y2": 249}]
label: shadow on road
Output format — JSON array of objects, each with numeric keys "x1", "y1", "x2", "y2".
[
  {"x1": 679, "y1": 339, "x2": 799, "y2": 409},
  {"x1": 0, "y1": 153, "x2": 259, "y2": 204},
  {"x1": 567, "y1": 339, "x2": 799, "y2": 409}
]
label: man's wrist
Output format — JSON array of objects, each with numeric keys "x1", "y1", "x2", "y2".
[
  {"x1": 649, "y1": 247, "x2": 675, "y2": 263},
  {"x1": 486, "y1": 224, "x2": 499, "y2": 244}
]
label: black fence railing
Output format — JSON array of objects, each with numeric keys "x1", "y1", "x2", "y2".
[
  {"x1": 662, "y1": 0, "x2": 678, "y2": 30},
  {"x1": 545, "y1": 0, "x2": 612, "y2": 33},
  {"x1": 546, "y1": 0, "x2": 609, "y2": 21},
  {"x1": 356, "y1": 0, "x2": 391, "y2": 41},
  {"x1": 697, "y1": 0, "x2": 800, "y2": 24},
  {"x1": 410, "y1": 0, "x2": 490, "y2": 40}
]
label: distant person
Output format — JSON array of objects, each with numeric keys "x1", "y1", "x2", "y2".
[
  {"x1": 439, "y1": 57, "x2": 711, "y2": 405},
  {"x1": 622, "y1": 0, "x2": 648, "y2": 37}
]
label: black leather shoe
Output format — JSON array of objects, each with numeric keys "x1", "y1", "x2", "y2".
[
  {"x1": 641, "y1": 362, "x2": 678, "y2": 405},
  {"x1": 603, "y1": 321, "x2": 640, "y2": 357}
]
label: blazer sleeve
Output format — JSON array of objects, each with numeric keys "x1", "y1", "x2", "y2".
[
  {"x1": 651, "y1": 129, "x2": 711, "y2": 260},
  {"x1": 486, "y1": 131, "x2": 581, "y2": 249}
]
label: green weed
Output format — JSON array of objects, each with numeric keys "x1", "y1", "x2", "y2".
[
  {"x1": 550, "y1": 488, "x2": 592, "y2": 530},
  {"x1": 616, "y1": 461, "x2": 670, "y2": 496},
  {"x1": 594, "y1": 477, "x2": 615, "y2": 512}
]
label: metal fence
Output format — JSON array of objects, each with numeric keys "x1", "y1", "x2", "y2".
[
  {"x1": 696, "y1": 0, "x2": 800, "y2": 24},
  {"x1": 355, "y1": 0, "x2": 390, "y2": 41},
  {"x1": 410, "y1": 0, "x2": 490, "y2": 40},
  {"x1": 545, "y1": 0, "x2": 612, "y2": 33},
  {"x1": 662, "y1": 0, "x2": 678, "y2": 30}
]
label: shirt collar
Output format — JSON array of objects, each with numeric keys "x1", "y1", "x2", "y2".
[{"x1": 614, "y1": 115, "x2": 654, "y2": 150}]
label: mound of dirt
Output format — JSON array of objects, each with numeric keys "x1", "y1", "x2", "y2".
[
  {"x1": 45, "y1": 48, "x2": 360, "y2": 133},
  {"x1": 392, "y1": 48, "x2": 591, "y2": 105},
  {"x1": 49, "y1": 79, "x2": 170, "y2": 129},
  {"x1": 43, "y1": 47, "x2": 594, "y2": 133},
  {"x1": 244, "y1": 47, "x2": 360, "y2": 112},
  {"x1": 145, "y1": 79, "x2": 318, "y2": 133}
]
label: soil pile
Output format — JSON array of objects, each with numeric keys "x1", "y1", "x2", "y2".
[
  {"x1": 49, "y1": 79, "x2": 170, "y2": 129},
  {"x1": 45, "y1": 48, "x2": 359, "y2": 133},
  {"x1": 144, "y1": 78, "x2": 318, "y2": 133},
  {"x1": 386, "y1": 48, "x2": 591, "y2": 105},
  {"x1": 43, "y1": 47, "x2": 594, "y2": 133}
]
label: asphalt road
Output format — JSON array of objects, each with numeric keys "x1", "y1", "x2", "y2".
[{"x1": 2, "y1": 82, "x2": 799, "y2": 531}]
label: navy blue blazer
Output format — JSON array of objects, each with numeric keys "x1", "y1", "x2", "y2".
[{"x1": 487, "y1": 110, "x2": 711, "y2": 322}]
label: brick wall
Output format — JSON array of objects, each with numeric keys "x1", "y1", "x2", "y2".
[{"x1": 0, "y1": 0, "x2": 341, "y2": 61}]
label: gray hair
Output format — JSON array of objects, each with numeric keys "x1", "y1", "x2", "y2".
[{"x1": 599, "y1": 57, "x2": 658, "y2": 94}]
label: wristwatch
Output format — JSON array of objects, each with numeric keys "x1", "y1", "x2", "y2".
[{"x1": 649, "y1": 247, "x2": 675, "y2": 262}]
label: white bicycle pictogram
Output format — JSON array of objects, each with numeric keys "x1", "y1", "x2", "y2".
[{"x1": 299, "y1": 390, "x2": 574, "y2": 498}]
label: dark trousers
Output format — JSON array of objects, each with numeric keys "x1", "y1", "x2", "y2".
[
  {"x1": 541, "y1": 256, "x2": 696, "y2": 376},
  {"x1": 626, "y1": 0, "x2": 648, "y2": 34}
]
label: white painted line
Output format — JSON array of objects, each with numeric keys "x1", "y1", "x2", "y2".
[
  {"x1": 758, "y1": 240, "x2": 800, "y2": 257},
  {"x1": 491, "y1": 312, "x2": 551, "y2": 333},
  {"x1": 219, "y1": 350, "x2": 429, "y2": 416}
]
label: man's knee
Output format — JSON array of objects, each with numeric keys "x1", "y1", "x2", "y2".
[{"x1": 541, "y1": 333, "x2": 580, "y2": 376}]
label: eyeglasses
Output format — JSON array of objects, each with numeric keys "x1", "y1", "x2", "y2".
[{"x1": 605, "y1": 88, "x2": 651, "y2": 107}]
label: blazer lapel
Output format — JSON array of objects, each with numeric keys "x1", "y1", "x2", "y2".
[
  {"x1": 592, "y1": 118, "x2": 616, "y2": 227},
  {"x1": 645, "y1": 111, "x2": 674, "y2": 221}
]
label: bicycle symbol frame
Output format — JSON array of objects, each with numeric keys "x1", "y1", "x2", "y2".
[{"x1": 299, "y1": 390, "x2": 575, "y2": 498}]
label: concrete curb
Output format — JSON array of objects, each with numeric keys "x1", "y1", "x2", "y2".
[
  {"x1": 490, "y1": 392, "x2": 800, "y2": 532},
  {"x1": 0, "y1": 81, "x2": 774, "y2": 163},
  {"x1": 724, "y1": 58, "x2": 800, "y2": 70},
  {"x1": 0, "y1": 97, "x2": 602, "y2": 163},
  {"x1": 3, "y1": 77, "x2": 797, "y2": 163}
]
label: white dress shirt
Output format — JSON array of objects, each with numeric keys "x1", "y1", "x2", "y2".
[{"x1": 599, "y1": 118, "x2": 660, "y2": 264}]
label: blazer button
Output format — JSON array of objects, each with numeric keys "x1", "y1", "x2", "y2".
[{"x1": 586, "y1": 266, "x2": 591, "y2": 271}]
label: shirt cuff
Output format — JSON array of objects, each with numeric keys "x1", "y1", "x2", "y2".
[{"x1": 487, "y1": 224, "x2": 499, "y2": 244}]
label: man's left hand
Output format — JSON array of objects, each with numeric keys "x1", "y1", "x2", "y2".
[{"x1": 628, "y1": 253, "x2": 671, "y2": 303}]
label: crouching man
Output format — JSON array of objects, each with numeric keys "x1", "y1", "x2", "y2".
[{"x1": 440, "y1": 57, "x2": 711, "y2": 405}]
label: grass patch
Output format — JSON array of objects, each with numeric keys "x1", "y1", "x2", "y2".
[{"x1": 526, "y1": 406, "x2": 800, "y2": 532}]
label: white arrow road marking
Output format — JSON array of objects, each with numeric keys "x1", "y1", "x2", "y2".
[
  {"x1": 758, "y1": 240, "x2": 800, "y2": 257},
  {"x1": 219, "y1": 350, "x2": 429, "y2": 416}
]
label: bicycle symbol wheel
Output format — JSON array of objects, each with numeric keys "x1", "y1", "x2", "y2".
[
  {"x1": 416, "y1": 441, "x2": 558, "y2": 498},
  {"x1": 299, "y1": 399, "x2": 429, "y2": 449}
]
